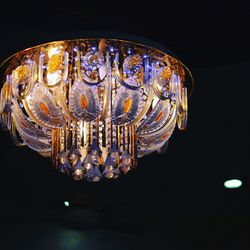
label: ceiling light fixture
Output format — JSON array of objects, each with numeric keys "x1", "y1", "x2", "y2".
[
  {"x1": 224, "y1": 179, "x2": 242, "y2": 189},
  {"x1": 64, "y1": 201, "x2": 70, "y2": 207},
  {"x1": 0, "y1": 35, "x2": 193, "y2": 181}
]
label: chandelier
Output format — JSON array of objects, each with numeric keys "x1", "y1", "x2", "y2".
[{"x1": 0, "y1": 36, "x2": 193, "y2": 181}]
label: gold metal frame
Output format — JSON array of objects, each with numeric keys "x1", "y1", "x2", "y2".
[{"x1": 0, "y1": 38, "x2": 194, "y2": 98}]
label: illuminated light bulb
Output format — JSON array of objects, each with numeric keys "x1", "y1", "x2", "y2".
[
  {"x1": 64, "y1": 201, "x2": 70, "y2": 207},
  {"x1": 224, "y1": 179, "x2": 242, "y2": 189}
]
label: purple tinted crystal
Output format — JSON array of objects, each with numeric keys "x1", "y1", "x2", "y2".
[
  {"x1": 58, "y1": 162, "x2": 72, "y2": 174},
  {"x1": 85, "y1": 165, "x2": 102, "y2": 182}
]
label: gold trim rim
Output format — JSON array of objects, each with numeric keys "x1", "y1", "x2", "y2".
[{"x1": 0, "y1": 38, "x2": 194, "y2": 98}]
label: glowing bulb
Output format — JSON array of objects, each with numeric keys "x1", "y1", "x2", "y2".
[
  {"x1": 48, "y1": 47, "x2": 59, "y2": 57},
  {"x1": 64, "y1": 201, "x2": 70, "y2": 207},
  {"x1": 224, "y1": 179, "x2": 242, "y2": 189},
  {"x1": 47, "y1": 72, "x2": 61, "y2": 86}
]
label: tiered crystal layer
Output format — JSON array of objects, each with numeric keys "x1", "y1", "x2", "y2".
[{"x1": 0, "y1": 39, "x2": 189, "y2": 181}]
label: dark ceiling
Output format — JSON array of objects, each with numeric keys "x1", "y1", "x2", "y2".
[
  {"x1": 0, "y1": 1, "x2": 250, "y2": 250},
  {"x1": 1, "y1": 1, "x2": 250, "y2": 68}
]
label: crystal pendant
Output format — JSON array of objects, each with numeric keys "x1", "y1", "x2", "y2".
[
  {"x1": 58, "y1": 152, "x2": 72, "y2": 174},
  {"x1": 119, "y1": 152, "x2": 132, "y2": 174},
  {"x1": 85, "y1": 165, "x2": 102, "y2": 182},
  {"x1": 103, "y1": 156, "x2": 117, "y2": 179},
  {"x1": 72, "y1": 159, "x2": 84, "y2": 180},
  {"x1": 83, "y1": 154, "x2": 94, "y2": 169},
  {"x1": 109, "y1": 147, "x2": 120, "y2": 164},
  {"x1": 68, "y1": 146, "x2": 82, "y2": 166},
  {"x1": 112, "y1": 167, "x2": 121, "y2": 179},
  {"x1": 89, "y1": 143, "x2": 102, "y2": 156},
  {"x1": 119, "y1": 163, "x2": 130, "y2": 174},
  {"x1": 89, "y1": 143, "x2": 102, "y2": 165}
]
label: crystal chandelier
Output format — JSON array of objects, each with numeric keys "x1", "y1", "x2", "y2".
[{"x1": 0, "y1": 37, "x2": 193, "y2": 181}]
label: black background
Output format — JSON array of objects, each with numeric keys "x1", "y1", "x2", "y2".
[{"x1": 0, "y1": 1, "x2": 250, "y2": 249}]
